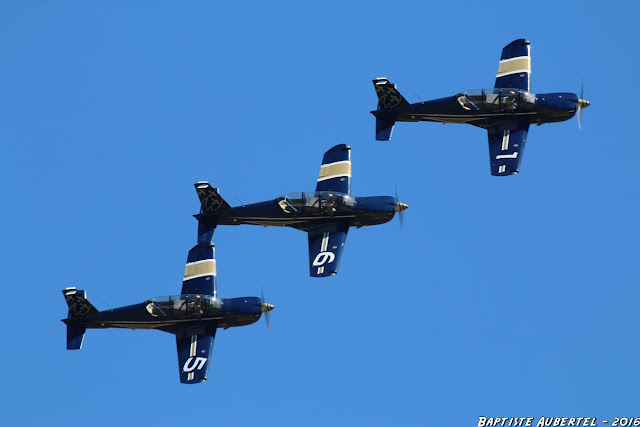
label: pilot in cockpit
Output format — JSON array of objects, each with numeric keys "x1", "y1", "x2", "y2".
[
  {"x1": 502, "y1": 90, "x2": 518, "y2": 109},
  {"x1": 323, "y1": 193, "x2": 337, "y2": 213},
  {"x1": 189, "y1": 295, "x2": 203, "y2": 316},
  {"x1": 146, "y1": 301, "x2": 159, "y2": 317}
]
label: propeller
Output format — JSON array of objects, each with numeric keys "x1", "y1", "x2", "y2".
[
  {"x1": 394, "y1": 186, "x2": 408, "y2": 229},
  {"x1": 576, "y1": 81, "x2": 591, "y2": 131},
  {"x1": 260, "y1": 287, "x2": 274, "y2": 332}
]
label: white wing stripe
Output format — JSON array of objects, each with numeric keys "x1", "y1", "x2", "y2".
[
  {"x1": 190, "y1": 335, "x2": 197, "y2": 357},
  {"x1": 496, "y1": 152, "x2": 518, "y2": 160},
  {"x1": 501, "y1": 130, "x2": 510, "y2": 151}
]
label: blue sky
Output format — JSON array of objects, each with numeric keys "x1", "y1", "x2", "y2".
[{"x1": 1, "y1": 1, "x2": 638, "y2": 426}]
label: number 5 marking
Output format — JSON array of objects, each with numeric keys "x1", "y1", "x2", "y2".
[{"x1": 183, "y1": 357, "x2": 207, "y2": 372}]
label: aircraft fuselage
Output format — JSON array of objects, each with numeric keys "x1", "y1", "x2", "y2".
[
  {"x1": 373, "y1": 89, "x2": 581, "y2": 130},
  {"x1": 62, "y1": 295, "x2": 266, "y2": 334},
  {"x1": 198, "y1": 192, "x2": 401, "y2": 231}
]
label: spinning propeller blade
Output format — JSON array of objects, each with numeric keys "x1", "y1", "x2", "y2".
[
  {"x1": 576, "y1": 81, "x2": 590, "y2": 131},
  {"x1": 260, "y1": 287, "x2": 273, "y2": 332},
  {"x1": 394, "y1": 186, "x2": 408, "y2": 229}
]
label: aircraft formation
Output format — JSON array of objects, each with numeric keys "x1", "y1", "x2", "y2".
[{"x1": 62, "y1": 39, "x2": 590, "y2": 383}]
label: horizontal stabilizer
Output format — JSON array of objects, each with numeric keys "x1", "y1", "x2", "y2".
[
  {"x1": 375, "y1": 116, "x2": 396, "y2": 141},
  {"x1": 66, "y1": 325, "x2": 86, "y2": 350}
]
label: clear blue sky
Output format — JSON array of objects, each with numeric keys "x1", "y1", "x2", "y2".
[{"x1": 1, "y1": 1, "x2": 638, "y2": 426}]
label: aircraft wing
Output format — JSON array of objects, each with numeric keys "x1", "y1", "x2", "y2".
[
  {"x1": 181, "y1": 243, "x2": 217, "y2": 296},
  {"x1": 487, "y1": 124, "x2": 530, "y2": 176},
  {"x1": 495, "y1": 39, "x2": 531, "y2": 91},
  {"x1": 176, "y1": 328, "x2": 216, "y2": 384},
  {"x1": 307, "y1": 225, "x2": 349, "y2": 277},
  {"x1": 316, "y1": 144, "x2": 351, "y2": 195}
]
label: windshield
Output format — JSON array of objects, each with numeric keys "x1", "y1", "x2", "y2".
[
  {"x1": 456, "y1": 88, "x2": 535, "y2": 112},
  {"x1": 277, "y1": 191, "x2": 354, "y2": 214},
  {"x1": 145, "y1": 294, "x2": 222, "y2": 318}
]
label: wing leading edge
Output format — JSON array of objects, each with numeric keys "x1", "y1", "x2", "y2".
[
  {"x1": 316, "y1": 144, "x2": 351, "y2": 195},
  {"x1": 487, "y1": 124, "x2": 529, "y2": 176},
  {"x1": 308, "y1": 226, "x2": 349, "y2": 277}
]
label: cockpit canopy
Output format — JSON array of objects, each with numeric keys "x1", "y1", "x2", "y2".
[
  {"x1": 144, "y1": 294, "x2": 222, "y2": 318},
  {"x1": 456, "y1": 88, "x2": 536, "y2": 112},
  {"x1": 277, "y1": 191, "x2": 355, "y2": 214}
]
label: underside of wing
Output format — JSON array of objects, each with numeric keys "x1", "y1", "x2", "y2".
[
  {"x1": 316, "y1": 144, "x2": 351, "y2": 194},
  {"x1": 182, "y1": 243, "x2": 217, "y2": 296},
  {"x1": 495, "y1": 39, "x2": 531, "y2": 91},
  {"x1": 176, "y1": 328, "x2": 216, "y2": 384},
  {"x1": 487, "y1": 124, "x2": 529, "y2": 176},
  {"x1": 307, "y1": 225, "x2": 349, "y2": 277}
]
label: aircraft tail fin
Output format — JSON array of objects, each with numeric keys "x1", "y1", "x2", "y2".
[
  {"x1": 194, "y1": 182, "x2": 231, "y2": 214},
  {"x1": 63, "y1": 287, "x2": 99, "y2": 318},
  {"x1": 62, "y1": 287, "x2": 98, "y2": 350},
  {"x1": 372, "y1": 78, "x2": 410, "y2": 110}
]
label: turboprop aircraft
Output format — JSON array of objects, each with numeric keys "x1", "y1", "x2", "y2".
[
  {"x1": 61, "y1": 215, "x2": 274, "y2": 384},
  {"x1": 194, "y1": 143, "x2": 408, "y2": 277},
  {"x1": 371, "y1": 39, "x2": 591, "y2": 176}
]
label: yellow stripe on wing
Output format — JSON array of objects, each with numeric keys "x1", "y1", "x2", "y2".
[
  {"x1": 184, "y1": 259, "x2": 216, "y2": 281},
  {"x1": 318, "y1": 161, "x2": 351, "y2": 182},
  {"x1": 496, "y1": 56, "x2": 531, "y2": 77}
]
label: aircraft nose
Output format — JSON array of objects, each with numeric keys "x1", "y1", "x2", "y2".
[
  {"x1": 394, "y1": 202, "x2": 409, "y2": 212},
  {"x1": 260, "y1": 303, "x2": 275, "y2": 313},
  {"x1": 578, "y1": 99, "x2": 591, "y2": 109}
]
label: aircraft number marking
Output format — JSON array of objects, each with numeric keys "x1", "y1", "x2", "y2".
[
  {"x1": 183, "y1": 356, "x2": 207, "y2": 372},
  {"x1": 313, "y1": 251, "x2": 335, "y2": 267},
  {"x1": 496, "y1": 152, "x2": 518, "y2": 160}
]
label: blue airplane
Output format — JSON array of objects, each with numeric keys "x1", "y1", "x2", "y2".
[
  {"x1": 194, "y1": 144, "x2": 408, "y2": 277},
  {"x1": 61, "y1": 213, "x2": 274, "y2": 384},
  {"x1": 371, "y1": 39, "x2": 591, "y2": 176}
]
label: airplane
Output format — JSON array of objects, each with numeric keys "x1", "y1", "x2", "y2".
[
  {"x1": 61, "y1": 211, "x2": 275, "y2": 384},
  {"x1": 371, "y1": 39, "x2": 591, "y2": 176},
  {"x1": 194, "y1": 143, "x2": 408, "y2": 277}
]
